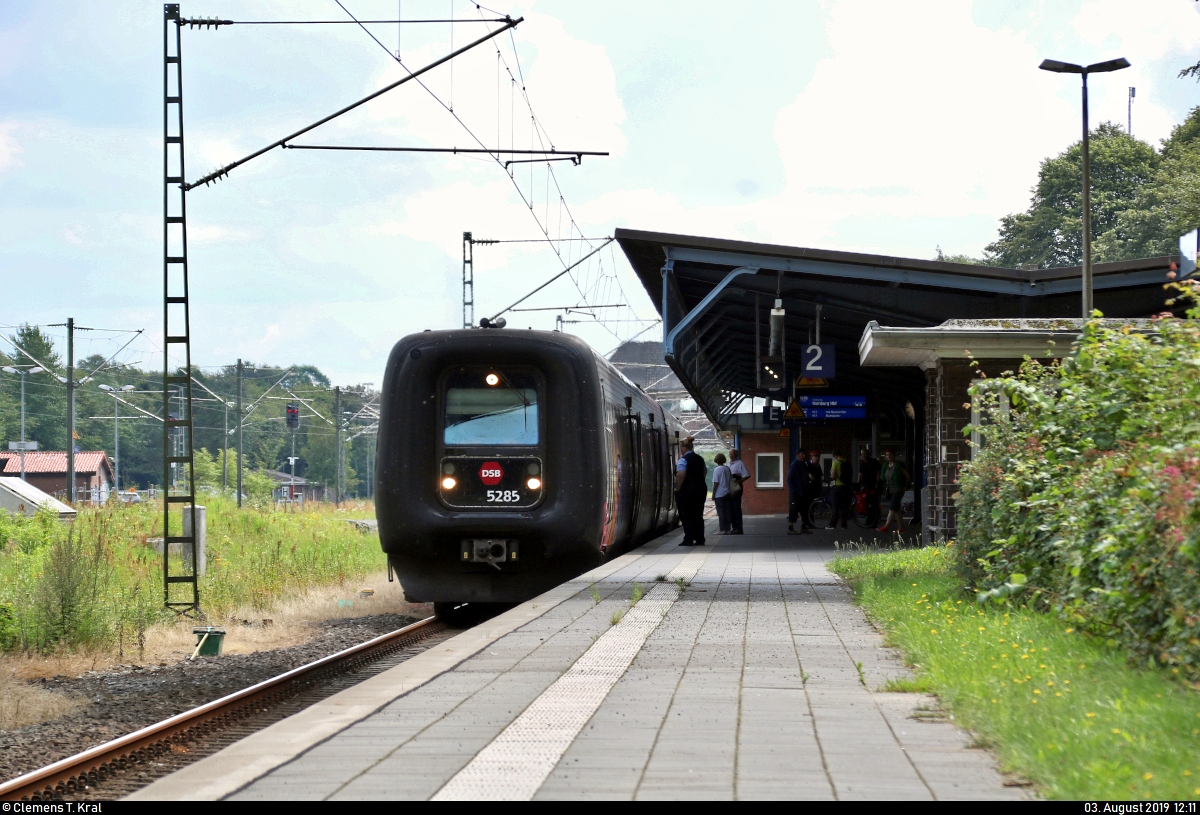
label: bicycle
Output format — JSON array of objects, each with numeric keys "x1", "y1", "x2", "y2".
[{"x1": 807, "y1": 480, "x2": 833, "y2": 528}]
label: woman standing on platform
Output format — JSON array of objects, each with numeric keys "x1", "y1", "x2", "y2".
[
  {"x1": 727, "y1": 449, "x2": 749, "y2": 535},
  {"x1": 712, "y1": 453, "x2": 732, "y2": 534}
]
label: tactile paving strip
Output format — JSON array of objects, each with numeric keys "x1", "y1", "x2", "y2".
[{"x1": 432, "y1": 549, "x2": 708, "y2": 801}]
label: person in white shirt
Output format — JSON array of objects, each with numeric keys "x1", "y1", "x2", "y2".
[
  {"x1": 711, "y1": 452, "x2": 732, "y2": 534},
  {"x1": 727, "y1": 449, "x2": 750, "y2": 535}
]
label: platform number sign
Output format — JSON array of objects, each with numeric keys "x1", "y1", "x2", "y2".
[
  {"x1": 479, "y1": 461, "x2": 505, "y2": 486},
  {"x1": 802, "y1": 344, "x2": 836, "y2": 379}
]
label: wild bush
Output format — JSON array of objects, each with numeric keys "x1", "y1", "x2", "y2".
[
  {"x1": 959, "y1": 300, "x2": 1200, "y2": 680},
  {"x1": 0, "y1": 601, "x2": 16, "y2": 651},
  {"x1": 32, "y1": 525, "x2": 111, "y2": 650}
]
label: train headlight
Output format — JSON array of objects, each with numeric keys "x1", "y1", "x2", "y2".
[
  {"x1": 485, "y1": 373, "x2": 500, "y2": 386},
  {"x1": 441, "y1": 476, "x2": 457, "y2": 490},
  {"x1": 527, "y1": 477, "x2": 542, "y2": 490}
]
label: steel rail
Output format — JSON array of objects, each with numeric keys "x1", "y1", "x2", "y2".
[{"x1": 0, "y1": 615, "x2": 441, "y2": 801}]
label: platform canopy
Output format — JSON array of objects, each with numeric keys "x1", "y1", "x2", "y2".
[{"x1": 615, "y1": 227, "x2": 1177, "y2": 430}]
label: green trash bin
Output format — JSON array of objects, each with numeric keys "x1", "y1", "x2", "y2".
[{"x1": 192, "y1": 626, "x2": 226, "y2": 657}]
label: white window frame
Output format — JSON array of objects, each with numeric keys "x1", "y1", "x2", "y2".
[{"x1": 755, "y1": 452, "x2": 784, "y2": 489}]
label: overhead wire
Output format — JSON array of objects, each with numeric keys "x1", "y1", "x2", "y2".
[{"x1": 333, "y1": 1, "x2": 655, "y2": 343}]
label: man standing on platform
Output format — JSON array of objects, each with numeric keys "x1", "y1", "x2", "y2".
[
  {"x1": 675, "y1": 436, "x2": 708, "y2": 546},
  {"x1": 787, "y1": 449, "x2": 812, "y2": 535},
  {"x1": 858, "y1": 448, "x2": 882, "y2": 524}
]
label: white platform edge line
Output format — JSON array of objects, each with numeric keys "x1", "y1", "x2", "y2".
[{"x1": 432, "y1": 549, "x2": 709, "y2": 801}]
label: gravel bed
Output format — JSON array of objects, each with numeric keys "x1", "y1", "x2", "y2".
[{"x1": 0, "y1": 613, "x2": 427, "y2": 785}]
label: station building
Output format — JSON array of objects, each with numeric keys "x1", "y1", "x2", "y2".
[{"x1": 616, "y1": 228, "x2": 1178, "y2": 543}]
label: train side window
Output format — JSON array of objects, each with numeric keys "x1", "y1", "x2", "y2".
[{"x1": 755, "y1": 453, "x2": 783, "y2": 489}]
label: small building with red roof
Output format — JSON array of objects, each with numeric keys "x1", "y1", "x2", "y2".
[{"x1": 0, "y1": 451, "x2": 115, "y2": 503}]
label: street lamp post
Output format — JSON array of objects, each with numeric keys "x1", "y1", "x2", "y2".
[
  {"x1": 1040, "y1": 57, "x2": 1131, "y2": 318},
  {"x1": 1, "y1": 365, "x2": 44, "y2": 480},
  {"x1": 98, "y1": 384, "x2": 136, "y2": 491}
]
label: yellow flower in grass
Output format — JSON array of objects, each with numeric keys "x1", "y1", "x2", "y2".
[
  {"x1": 1143, "y1": 773, "x2": 1153, "y2": 781},
  {"x1": 931, "y1": 629, "x2": 938, "y2": 634},
  {"x1": 1033, "y1": 689, "x2": 1041, "y2": 695},
  {"x1": 1112, "y1": 729, "x2": 1122, "y2": 734},
  {"x1": 1086, "y1": 712, "x2": 1096, "y2": 718}
]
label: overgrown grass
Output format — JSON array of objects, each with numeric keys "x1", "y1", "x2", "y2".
[
  {"x1": 830, "y1": 545, "x2": 1200, "y2": 801},
  {"x1": 0, "y1": 496, "x2": 385, "y2": 657}
]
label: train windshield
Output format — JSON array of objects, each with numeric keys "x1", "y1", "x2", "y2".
[{"x1": 444, "y1": 369, "x2": 539, "y2": 446}]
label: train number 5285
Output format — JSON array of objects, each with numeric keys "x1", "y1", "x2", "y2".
[{"x1": 486, "y1": 490, "x2": 521, "y2": 503}]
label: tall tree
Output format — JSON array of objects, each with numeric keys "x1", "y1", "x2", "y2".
[
  {"x1": 3, "y1": 326, "x2": 67, "y2": 452},
  {"x1": 984, "y1": 123, "x2": 1158, "y2": 269},
  {"x1": 1094, "y1": 107, "x2": 1200, "y2": 261}
]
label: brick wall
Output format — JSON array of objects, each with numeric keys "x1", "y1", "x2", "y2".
[
  {"x1": 738, "y1": 433, "x2": 789, "y2": 514},
  {"x1": 923, "y1": 357, "x2": 1025, "y2": 544},
  {"x1": 737, "y1": 423, "x2": 864, "y2": 515}
]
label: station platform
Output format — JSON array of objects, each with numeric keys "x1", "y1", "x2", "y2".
[{"x1": 133, "y1": 518, "x2": 1025, "y2": 801}]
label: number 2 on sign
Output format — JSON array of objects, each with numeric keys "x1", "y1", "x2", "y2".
[
  {"x1": 803, "y1": 344, "x2": 835, "y2": 378},
  {"x1": 487, "y1": 490, "x2": 520, "y2": 503}
]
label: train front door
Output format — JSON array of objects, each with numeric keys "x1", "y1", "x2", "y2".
[{"x1": 624, "y1": 412, "x2": 642, "y2": 536}]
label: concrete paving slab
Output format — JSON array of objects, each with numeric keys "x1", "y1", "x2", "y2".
[{"x1": 132, "y1": 519, "x2": 1026, "y2": 801}]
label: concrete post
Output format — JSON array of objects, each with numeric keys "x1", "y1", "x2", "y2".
[{"x1": 182, "y1": 505, "x2": 207, "y2": 576}]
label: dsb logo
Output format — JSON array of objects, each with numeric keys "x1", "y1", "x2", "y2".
[{"x1": 479, "y1": 461, "x2": 504, "y2": 486}]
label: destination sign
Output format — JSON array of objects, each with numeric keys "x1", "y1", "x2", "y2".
[
  {"x1": 797, "y1": 395, "x2": 866, "y2": 408},
  {"x1": 794, "y1": 395, "x2": 866, "y2": 420}
]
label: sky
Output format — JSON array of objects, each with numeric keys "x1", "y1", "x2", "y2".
[{"x1": 2, "y1": 0, "x2": 1200, "y2": 385}]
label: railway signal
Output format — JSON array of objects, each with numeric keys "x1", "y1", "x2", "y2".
[{"x1": 286, "y1": 402, "x2": 300, "y2": 429}]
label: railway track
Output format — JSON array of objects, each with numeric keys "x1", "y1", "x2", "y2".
[{"x1": 0, "y1": 616, "x2": 448, "y2": 801}]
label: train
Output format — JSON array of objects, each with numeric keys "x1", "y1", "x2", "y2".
[{"x1": 374, "y1": 326, "x2": 685, "y2": 616}]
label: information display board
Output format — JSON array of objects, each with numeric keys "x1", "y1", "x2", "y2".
[{"x1": 797, "y1": 395, "x2": 866, "y2": 420}]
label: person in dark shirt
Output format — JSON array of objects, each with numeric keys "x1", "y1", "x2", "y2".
[
  {"x1": 675, "y1": 435, "x2": 708, "y2": 546},
  {"x1": 858, "y1": 449, "x2": 882, "y2": 523},
  {"x1": 787, "y1": 449, "x2": 813, "y2": 535}
]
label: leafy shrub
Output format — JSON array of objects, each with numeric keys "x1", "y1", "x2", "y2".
[
  {"x1": 959, "y1": 302, "x2": 1200, "y2": 681},
  {"x1": 0, "y1": 602, "x2": 16, "y2": 651}
]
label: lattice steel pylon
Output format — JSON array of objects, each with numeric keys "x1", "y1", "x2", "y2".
[
  {"x1": 162, "y1": 3, "x2": 200, "y2": 615},
  {"x1": 463, "y1": 231, "x2": 475, "y2": 329}
]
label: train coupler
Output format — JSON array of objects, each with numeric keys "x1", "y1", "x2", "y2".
[{"x1": 461, "y1": 539, "x2": 519, "y2": 570}]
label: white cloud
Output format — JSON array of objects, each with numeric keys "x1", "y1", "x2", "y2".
[
  {"x1": 766, "y1": 1, "x2": 1073, "y2": 249},
  {"x1": 0, "y1": 123, "x2": 24, "y2": 173},
  {"x1": 187, "y1": 222, "x2": 258, "y2": 245}
]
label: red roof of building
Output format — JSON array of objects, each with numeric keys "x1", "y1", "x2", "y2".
[{"x1": 0, "y1": 451, "x2": 113, "y2": 477}]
